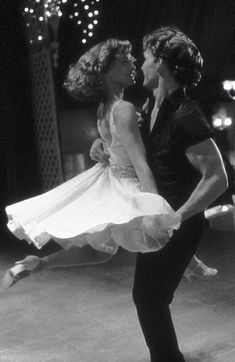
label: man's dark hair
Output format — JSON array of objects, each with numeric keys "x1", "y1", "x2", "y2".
[{"x1": 143, "y1": 26, "x2": 203, "y2": 89}]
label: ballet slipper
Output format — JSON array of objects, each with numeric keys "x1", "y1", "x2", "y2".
[
  {"x1": 2, "y1": 255, "x2": 42, "y2": 289},
  {"x1": 184, "y1": 260, "x2": 218, "y2": 282}
]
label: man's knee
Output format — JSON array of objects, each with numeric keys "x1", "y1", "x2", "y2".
[
  {"x1": 132, "y1": 284, "x2": 174, "y2": 310},
  {"x1": 132, "y1": 283, "x2": 141, "y2": 307}
]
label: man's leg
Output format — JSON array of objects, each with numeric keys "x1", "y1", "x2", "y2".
[{"x1": 133, "y1": 214, "x2": 205, "y2": 362}]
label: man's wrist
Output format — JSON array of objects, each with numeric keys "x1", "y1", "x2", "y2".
[{"x1": 176, "y1": 209, "x2": 188, "y2": 222}]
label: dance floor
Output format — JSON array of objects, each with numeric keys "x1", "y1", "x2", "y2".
[{"x1": 0, "y1": 226, "x2": 234, "y2": 362}]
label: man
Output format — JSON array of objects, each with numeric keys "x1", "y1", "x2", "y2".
[{"x1": 90, "y1": 27, "x2": 228, "y2": 361}]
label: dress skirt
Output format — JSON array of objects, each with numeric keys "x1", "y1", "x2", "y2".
[{"x1": 6, "y1": 163, "x2": 181, "y2": 255}]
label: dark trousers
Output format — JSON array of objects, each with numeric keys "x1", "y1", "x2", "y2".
[{"x1": 133, "y1": 214, "x2": 205, "y2": 362}]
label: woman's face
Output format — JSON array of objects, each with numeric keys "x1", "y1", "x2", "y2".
[{"x1": 105, "y1": 52, "x2": 136, "y2": 88}]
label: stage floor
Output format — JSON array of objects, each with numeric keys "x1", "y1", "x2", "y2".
[{"x1": 0, "y1": 227, "x2": 234, "y2": 362}]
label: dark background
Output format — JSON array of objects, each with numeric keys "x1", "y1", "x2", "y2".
[
  {"x1": 57, "y1": 0, "x2": 235, "y2": 106},
  {"x1": 0, "y1": 0, "x2": 235, "y2": 237}
]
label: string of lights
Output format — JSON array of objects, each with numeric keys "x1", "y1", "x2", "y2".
[{"x1": 22, "y1": 0, "x2": 101, "y2": 46}]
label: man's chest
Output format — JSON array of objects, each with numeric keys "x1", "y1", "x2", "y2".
[{"x1": 150, "y1": 103, "x2": 159, "y2": 132}]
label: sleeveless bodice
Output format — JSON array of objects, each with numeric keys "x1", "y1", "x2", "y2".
[{"x1": 97, "y1": 100, "x2": 137, "y2": 178}]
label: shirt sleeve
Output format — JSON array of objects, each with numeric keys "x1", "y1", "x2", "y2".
[{"x1": 171, "y1": 103, "x2": 214, "y2": 149}]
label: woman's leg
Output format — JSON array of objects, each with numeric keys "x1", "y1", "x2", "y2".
[
  {"x1": 2, "y1": 245, "x2": 113, "y2": 288},
  {"x1": 185, "y1": 254, "x2": 218, "y2": 281},
  {"x1": 41, "y1": 244, "x2": 113, "y2": 269}
]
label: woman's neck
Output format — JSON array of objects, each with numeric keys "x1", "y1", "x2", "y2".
[{"x1": 104, "y1": 82, "x2": 124, "y2": 105}]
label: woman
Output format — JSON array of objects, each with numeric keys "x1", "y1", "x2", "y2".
[{"x1": 3, "y1": 39, "x2": 215, "y2": 288}]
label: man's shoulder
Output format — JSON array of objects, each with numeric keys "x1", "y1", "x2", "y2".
[
  {"x1": 176, "y1": 98, "x2": 202, "y2": 114},
  {"x1": 174, "y1": 98, "x2": 207, "y2": 124},
  {"x1": 171, "y1": 97, "x2": 213, "y2": 142}
]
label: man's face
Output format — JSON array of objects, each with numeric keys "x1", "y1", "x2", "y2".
[{"x1": 141, "y1": 49, "x2": 160, "y2": 90}]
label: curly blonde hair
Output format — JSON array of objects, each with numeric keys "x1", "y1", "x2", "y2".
[{"x1": 64, "y1": 38, "x2": 132, "y2": 103}]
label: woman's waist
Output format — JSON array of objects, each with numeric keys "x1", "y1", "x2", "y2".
[
  {"x1": 109, "y1": 162, "x2": 137, "y2": 179},
  {"x1": 108, "y1": 148, "x2": 133, "y2": 166},
  {"x1": 106, "y1": 146, "x2": 137, "y2": 178}
]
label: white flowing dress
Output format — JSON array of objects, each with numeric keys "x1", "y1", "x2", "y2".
[{"x1": 6, "y1": 100, "x2": 181, "y2": 255}]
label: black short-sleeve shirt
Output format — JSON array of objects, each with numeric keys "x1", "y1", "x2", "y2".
[{"x1": 141, "y1": 88, "x2": 214, "y2": 210}]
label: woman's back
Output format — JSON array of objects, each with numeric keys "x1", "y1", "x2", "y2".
[{"x1": 97, "y1": 100, "x2": 136, "y2": 174}]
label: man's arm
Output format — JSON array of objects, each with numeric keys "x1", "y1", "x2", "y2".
[
  {"x1": 89, "y1": 138, "x2": 110, "y2": 164},
  {"x1": 176, "y1": 138, "x2": 228, "y2": 222}
]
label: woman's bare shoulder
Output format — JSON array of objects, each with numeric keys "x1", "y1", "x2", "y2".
[{"x1": 114, "y1": 100, "x2": 137, "y2": 125}]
